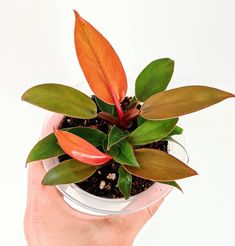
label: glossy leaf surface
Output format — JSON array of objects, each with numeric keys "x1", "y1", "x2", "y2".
[
  {"x1": 26, "y1": 127, "x2": 106, "y2": 163},
  {"x1": 125, "y1": 149, "x2": 197, "y2": 181},
  {"x1": 167, "y1": 126, "x2": 183, "y2": 137},
  {"x1": 141, "y1": 86, "x2": 234, "y2": 120},
  {"x1": 128, "y1": 118, "x2": 178, "y2": 146},
  {"x1": 54, "y1": 129, "x2": 112, "y2": 166},
  {"x1": 22, "y1": 83, "x2": 97, "y2": 119},
  {"x1": 95, "y1": 96, "x2": 115, "y2": 115},
  {"x1": 107, "y1": 125, "x2": 128, "y2": 150},
  {"x1": 74, "y1": 11, "x2": 127, "y2": 105},
  {"x1": 107, "y1": 140, "x2": 139, "y2": 168},
  {"x1": 118, "y1": 165, "x2": 132, "y2": 199},
  {"x1": 42, "y1": 159, "x2": 96, "y2": 185},
  {"x1": 135, "y1": 58, "x2": 174, "y2": 101},
  {"x1": 137, "y1": 116, "x2": 145, "y2": 126}
]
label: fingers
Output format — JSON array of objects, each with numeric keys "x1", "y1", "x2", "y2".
[
  {"x1": 26, "y1": 162, "x2": 164, "y2": 222},
  {"x1": 26, "y1": 161, "x2": 105, "y2": 220},
  {"x1": 122, "y1": 198, "x2": 164, "y2": 226}
]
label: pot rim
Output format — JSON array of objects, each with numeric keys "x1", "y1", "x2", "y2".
[{"x1": 42, "y1": 112, "x2": 185, "y2": 215}]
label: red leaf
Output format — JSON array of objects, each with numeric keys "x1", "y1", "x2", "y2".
[
  {"x1": 54, "y1": 128, "x2": 112, "y2": 166},
  {"x1": 73, "y1": 10, "x2": 127, "y2": 118},
  {"x1": 123, "y1": 108, "x2": 140, "y2": 127},
  {"x1": 97, "y1": 112, "x2": 118, "y2": 125}
]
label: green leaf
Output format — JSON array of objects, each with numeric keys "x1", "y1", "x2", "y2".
[
  {"x1": 107, "y1": 139, "x2": 140, "y2": 168},
  {"x1": 107, "y1": 125, "x2": 129, "y2": 150},
  {"x1": 27, "y1": 133, "x2": 63, "y2": 164},
  {"x1": 70, "y1": 127, "x2": 106, "y2": 147},
  {"x1": 159, "y1": 181, "x2": 183, "y2": 192},
  {"x1": 137, "y1": 116, "x2": 145, "y2": 126},
  {"x1": 118, "y1": 165, "x2": 132, "y2": 199},
  {"x1": 128, "y1": 118, "x2": 178, "y2": 146},
  {"x1": 22, "y1": 83, "x2": 97, "y2": 119},
  {"x1": 26, "y1": 127, "x2": 106, "y2": 163},
  {"x1": 42, "y1": 159, "x2": 96, "y2": 185},
  {"x1": 102, "y1": 136, "x2": 108, "y2": 152},
  {"x1": 135, "y1": 58, "x2": 174, "y2": 102},
  {"x1": 141, "y1": 86, "x2": 235, "y2": 120},
  {"x1": 95, "y1": 96, "x2": 115, "y2": 115},
  {"x1": 124, "y1": 148, "x2": 197, "y2": 181},
  {"x1": 167, "y1": 126, "x2": 183, "y2": 137}
]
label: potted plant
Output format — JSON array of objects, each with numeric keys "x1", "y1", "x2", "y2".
[{"x1": 22, "y1": 11, "x2": 234, "y2": 214}]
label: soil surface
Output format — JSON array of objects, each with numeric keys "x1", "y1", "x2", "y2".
[{"x1": 58, "y1": 96, "x2": 168, "y2": 199}]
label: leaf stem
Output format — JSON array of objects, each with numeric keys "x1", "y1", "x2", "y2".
[
  {"x1": 109, "y1": 86, "x2": 124, "y2": 122},
  {"x1": 123, "y1": 108, "x2": 140, "y2": 127},
  {"x1": 97, "y1": 112, "x2": 118, "y2": 125}
]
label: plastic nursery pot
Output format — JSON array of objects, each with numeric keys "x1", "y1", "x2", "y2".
[{"x1": 42, "y1": 113, "x2": 185, "y2": 216}]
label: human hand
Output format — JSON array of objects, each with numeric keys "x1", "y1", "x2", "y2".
[{"x1": 24, "y1": 161, "x2": 164, "y2": 246}]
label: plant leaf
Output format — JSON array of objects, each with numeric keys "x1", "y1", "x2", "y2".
[
  {"x1": 141, "y1": 86, "x2": 235, "y2": 120},
  {"x1": 167, "y1": 126, "x2": 183, "y2": 137},
  {"x1": 137, "y1": 116, "x2": 145, "y2": 126},
  {"x1": 102, "y1": 136, "x2": 108, "y2": 152},
  {"x1": 74, "y1": 11, "x2": 127, "y2": 105},
  {"x1": 26, "y1": 127, "x2": 106, "y2": 163},
  {"x1": 123, "y1": 108, "x2": 140, "y2": 126},
  {"x1": 54, "y1": 129, "x2": 112, "y2": 166},
  {"x1": 159, "y1": 181, "x2": 183, "y2": 192},
  {"x1": 27, "y1": 133, "x2": 64, "y2": 164},
  {"x1": 118, "y1": 165, "x2": 132, "y2": 199},
  {"x1": 107, "y1": 125, "x2": 128, "y2": 150},
  {"x1": 135, "y1": 58, "x2": 174, "y2": 102},
  {"x1": 107, "y1": 139, "x2": 140, "y2": 168},
  {"x1": 67, "y1": 127, "x2": 106, "y2": 147},
  {"x1": 128, "y1": 118, "x2": 178, "y2": 146},
  {"x1": 124, "y1": 148, "x2": 197, "y2": 181},
  {"x1": 22, "y1": 83, "x2": 97, "y2": 119},
  {"x1": 95, "y1": 96, "x2": 115, "y2": 115},
  {"x1": 42, "y1": 159, "x2": 96, "y2": 185},
  {"x1": 97, "y1": 112, "x2": 118, "y2": 125}
]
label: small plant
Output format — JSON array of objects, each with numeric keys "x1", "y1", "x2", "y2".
[{"x1": 22, "y1": 11, "x2": 234, "y2": 199}]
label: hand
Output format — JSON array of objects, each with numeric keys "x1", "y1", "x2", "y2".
[{"x1": 24, "y1": 161, "x2": 164, "y2": 246}]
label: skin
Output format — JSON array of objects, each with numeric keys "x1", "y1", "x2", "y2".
[{"x1": 24, "y1": 161, "x2": 164, "y2": 246}]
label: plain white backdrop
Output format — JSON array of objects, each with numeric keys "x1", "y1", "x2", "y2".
[{"x1": 0, "y1": 0, "x2": 235, "y2": 245}]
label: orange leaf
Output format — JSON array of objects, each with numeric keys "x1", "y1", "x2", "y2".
[
  {"x1": 141, "y1": 86, "x2": 235, "y2": 120},
  {"x1": 74, "y1": 10, "x2": 127, "y2": 106},
  {"x1": 54, "y1": 128, "x2": 112, "y2": 166},
  {"x1": 124, "y1": 149, "x2": 198, "y2": 181}
]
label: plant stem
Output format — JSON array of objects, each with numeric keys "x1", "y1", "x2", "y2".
[
  {"x1": 122, "y1": 108, "x2": 140, "y2": 128},
  {"x1": 108, "y1": 87, "x2": 124, "y2": 122}
]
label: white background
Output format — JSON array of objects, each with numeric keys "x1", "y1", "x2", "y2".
[{"x1": 0, "y1": 0, "x2": 235, "y2": 245}]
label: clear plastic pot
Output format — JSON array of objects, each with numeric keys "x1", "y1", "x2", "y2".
[{"x1": 42, "y1": 113, "x2": 185, "y2": 215}]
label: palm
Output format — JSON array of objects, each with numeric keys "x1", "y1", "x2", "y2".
[{"x1": 24, "y1": 162, "x2": 163, "y2": 246}]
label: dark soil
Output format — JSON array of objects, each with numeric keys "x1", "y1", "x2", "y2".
[{"x1": 58, "y1": 96, "x2": 168, "y2": 199}]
